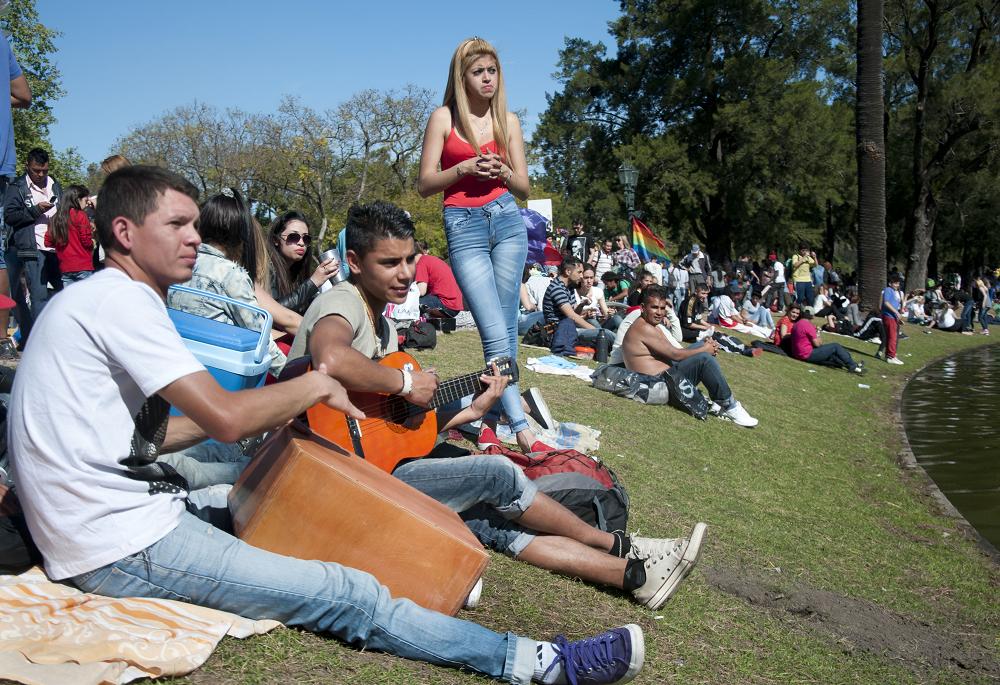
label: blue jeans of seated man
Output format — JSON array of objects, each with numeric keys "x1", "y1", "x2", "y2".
[
  {"x1": 71, "y1": 512, "x2": 536, "y2": 684},
  {"x1": 746, "y1": 306, "x2": 774, "y2": 329},
  {"x1": 549, "y1": 318, "x2": 578, "y2": 356},
  {"x1": 577, "y1": 326, "x2": 614, "y2": 351},
  {"x1": 158, "y1": 440, "x2": 253, "y2": 490},
  {"x1": 393, "y1": 454, "x2": 539, "y2": 557},
  {"x1": 517, "y1": 310, "x2": 544, "y2": 336},
  {"x1": 444, "y1": 193, "x2": 529, "y2": 434},
  {"x1": 669, "y1": 345, "x2": 733, "y2": 405},
  {"x1": 806, "y1": 343, "x2": 856, "y2": 369}
]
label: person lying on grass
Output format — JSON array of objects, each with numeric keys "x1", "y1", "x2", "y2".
[
  {"x1": 8, "y1": 165, "x2": 647, "y2": 685},
  {"x1": 289, "y1": 200, "x2": 707, "y2": 612},
  {"x1": 621, "y1": 285, "x2": 758, "y2": 428}
]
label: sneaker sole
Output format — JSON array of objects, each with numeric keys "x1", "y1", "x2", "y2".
[
  {"x1": 642, "y1": 523, "x2": 708, "y2": 610},
  {"x1": 618, "y1": 624, "x2": 645, "y2": 683},
  {"x1": 523, "y1": 388, "x2": 556, "y2": 431},
  {"x1": 463, "y1": 578, "x2": 483, "y2": 610}
]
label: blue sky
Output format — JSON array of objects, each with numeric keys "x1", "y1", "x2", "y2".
[{"x1": 35, "y1": 1, "x2": 620, "y2": 166}]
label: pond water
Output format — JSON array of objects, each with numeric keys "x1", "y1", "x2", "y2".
[{"x1": 902, "y1": 344, "x2": 1000, "y2": 550}]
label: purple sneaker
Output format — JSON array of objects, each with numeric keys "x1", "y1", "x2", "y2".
[{"x1": 543, "y1": 624, "x2": 644, "y2": 685}]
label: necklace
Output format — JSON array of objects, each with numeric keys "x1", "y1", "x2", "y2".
[
  {"x1": 471, "y1": 113, "x2": 491, "y2": 141},
  {"x1": 350, "y1": 281, "x2": 386, "y2": 358}
]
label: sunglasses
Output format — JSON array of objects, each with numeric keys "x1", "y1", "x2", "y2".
[{"x1": 281, "y1": 232, "x2": 312, "y2": 246}]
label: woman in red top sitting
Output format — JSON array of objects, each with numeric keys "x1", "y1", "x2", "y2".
[
  {"x1": 418, "y1": 37, "x2": 550, "y2": 453},
  {"x1": 44, "y1": 184, "x2": 94, "y2": 286}
]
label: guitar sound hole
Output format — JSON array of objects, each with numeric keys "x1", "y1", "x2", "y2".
[{"x1": 383, "y1": 396, "x2": 416, "y2": 430}]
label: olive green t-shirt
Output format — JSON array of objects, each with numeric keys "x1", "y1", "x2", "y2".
[{"x1": 287, "y1": 281, "x2": 397, "y2": 363}]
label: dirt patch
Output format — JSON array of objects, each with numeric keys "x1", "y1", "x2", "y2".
[{"x1": 703, "y1": 565, "x2": 999, "y2": 678}]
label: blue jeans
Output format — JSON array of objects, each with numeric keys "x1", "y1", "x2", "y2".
[
  {"x1": 794, "y1": 281, "x2": 814, "y2": 305},
  {"x1": 671, "y1": 344, "x2": 734, "y2": 405},
  {"x1": 4, "y1": 245, "x2": 51, "y2": 343},
  {"x1": 394, "y1": 454, "x2": 538, "y2": 557},
  {"x1": 961, "y1": 300, "x2": 975, "y2": 331},
  {"x1": 444, "y1": 193, "x2": 529, "y2": 433},
  {"x1": 806, "y1": 343, "x2": 856, "y2": 369},
  {"x1": 517, "y1": 310, "x2": 544, "y2": 336},
  {"x1": 60, "y1": 270, "x2": 93, "y2": 287},
  {"x1": 671, "y1": 286, "x2": 686, "y2": 312},
  {"x1": 746, "y1": 306, "x2": 774, "y2": 329},
  {"x1": 70, "y1": 512, "x2": 535, "y2": 683}
]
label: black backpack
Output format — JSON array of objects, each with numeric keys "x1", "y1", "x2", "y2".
[{"x1": 400, "y1": 320, "x2": 437, "y2": 350}]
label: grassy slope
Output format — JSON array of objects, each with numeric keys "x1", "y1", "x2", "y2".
[{"x1": 173, "y1": 329, "x2": 998, "y2": 685}]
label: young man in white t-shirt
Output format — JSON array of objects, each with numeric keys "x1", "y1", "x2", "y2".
[{"x1": 7, "y1": 166, "x2": 646, "y2": 685}]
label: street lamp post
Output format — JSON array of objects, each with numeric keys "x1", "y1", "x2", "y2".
[{"x1": 617, "y1": 162, "x2": 638, "y2": 224}]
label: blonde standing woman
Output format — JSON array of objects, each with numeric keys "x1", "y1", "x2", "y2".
[{"x1": 418, "y1": 37, "x2": 550, "y2": 453}]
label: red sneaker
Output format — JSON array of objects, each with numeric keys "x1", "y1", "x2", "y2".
[
  {"x1": 477, "y1": 425, "x2": 502, "y2": 451},
  {"x1": 527, "y1": 440, "x2": 556, "y2": 453}
]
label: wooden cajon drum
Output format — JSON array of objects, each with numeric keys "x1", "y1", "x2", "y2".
[{"x1": 228, "y1": 423, "x2": 489, "y2": 616}]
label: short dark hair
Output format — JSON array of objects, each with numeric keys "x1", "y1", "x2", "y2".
[
  {"x1": 582, "y1": 264, "x2": 596, "y2": 274},
  {"x1": 26, "y1": 148, "x2": 49, "y2": 166},
  {"x1": 601, "y1": 271, "x2": 620, "y2": 283},
  {"x1": 642, "y1": 284, "x2": 669, "y2": 304},
  {"x1": 345, "y1": 201, "x2": 415, "y2": 258},
  {"x1": 559, "y1": 256, "x2": 582, "y2": 275},
  {"x1": 95, "y1": 165, "x2": 199, "y2": 250},
  {"x1": 888, "y1": 274, "x2": 902, "y2": 283}
]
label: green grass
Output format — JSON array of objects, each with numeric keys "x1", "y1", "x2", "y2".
[{"x1": 162, "y1": 328, "x2": 999, "y2": 684}]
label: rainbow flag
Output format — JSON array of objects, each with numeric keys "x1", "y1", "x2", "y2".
[{"x1": 631, "y1": 217, "x2": 671, "y2": 263}]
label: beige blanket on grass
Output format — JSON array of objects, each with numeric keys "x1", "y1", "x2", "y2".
[{"x1": 0, "y1": 566, "x2": 280, "y2": 685}]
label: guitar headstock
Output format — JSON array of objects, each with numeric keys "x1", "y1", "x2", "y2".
[{"x1": 484, "y1": 356, "x2": 515, "y2": 379}]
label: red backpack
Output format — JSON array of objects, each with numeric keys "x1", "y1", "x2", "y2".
[{"x1": 481, "y1": 445, "x2": 630, "y2": 533}]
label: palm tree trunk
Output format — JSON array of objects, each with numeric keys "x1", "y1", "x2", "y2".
[{"x1": 856, "y1": 0, "x2": 887, "y2": 310}]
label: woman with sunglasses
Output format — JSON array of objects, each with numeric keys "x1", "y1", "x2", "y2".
[
  {"x1": 265, "y1": 211, "x2": 338, "y2": 315},
  {"x1": 417, "y1": 37, "x2": 550, "y2": 453}
]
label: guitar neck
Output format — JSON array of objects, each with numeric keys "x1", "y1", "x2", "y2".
[{"x1": 429, "y1": 372, "x2": 488, "y2": 409}]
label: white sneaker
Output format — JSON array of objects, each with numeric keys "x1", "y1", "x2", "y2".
[
  {"x1": 463, "y1": 578, "x2": 484, "y2": 609},
  {"x1": 720, "y1": 401, "x2": 758, "y2": 428},
  {"x1": 708, "y1": 401, "x2": 722, "y2": 416},
  {"x1": 628, "y1": 522, "x2": 708, "y2": 561},
  {"x1": 887, "y1": 356, "x2": 904, "y2": 365},
  {"x1": 631, "y1": 523, "x2": 707, "y2": 610},
  {"x1": 869, "y1": 337, "x2": 881, "y2": 345},
  {"x1": 522, "y1": 387, "x2": 556, "y2": 431}
]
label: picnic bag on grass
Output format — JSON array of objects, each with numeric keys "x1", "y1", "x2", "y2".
[
  {"x1": 661, "y1": 367, "x2": 710, "y2": 420},
  {"x1": 400, "y1": 320, "x2": 437, "y2": 350},
  {"x1": 521, "y1": 321, "x2": 556, "y2": 347},
  {"x1": 485, "y1": 444, "x2": 630, "y2": 533}
]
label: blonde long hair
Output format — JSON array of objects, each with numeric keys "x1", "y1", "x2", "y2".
[{"x1": 443, "y1": 37, "x2": 510, "y2": 160}]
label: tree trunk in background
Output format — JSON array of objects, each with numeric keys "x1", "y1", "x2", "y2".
[{"x1": 856, "y1": 0, "x2": 887, "y2": 310}]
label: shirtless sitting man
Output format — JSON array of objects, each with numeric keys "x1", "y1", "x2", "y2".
[
  {"x1": 289, "y1": 201, "x2": 707, "y2": 611},
  {"x1": 621, "y1": 285, "x2": 758, "y2": 428}
]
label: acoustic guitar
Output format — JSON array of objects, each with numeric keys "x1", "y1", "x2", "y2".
[{"x1": 306, "y1": 351, "x2": 514, "y2": 473}]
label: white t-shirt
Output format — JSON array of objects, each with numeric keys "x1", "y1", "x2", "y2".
[
  {"x1": 525, "y1": 274, "x2": 552, "y2": 310},
  {"x1": 773, "y1": 260, "x2": 786, "y2": 283},
  {"x1": 574, "y1": 284, "x2": 606, "y2": 318},
  {"x1": 711, "y1": 295, "x2": 741, "y2": 321},
  {"x1": 595, "y1": 252, "x2": 615, "y2": 282},
  {"x1": 937, "y1": 307, "x2": 956, "y2": 328},
  {"x1": 671, "y1": 266, "x2": 689, "y2": 288},
  {"x1": 9, "y1": 269, "x2": 205, "y2": 579}
]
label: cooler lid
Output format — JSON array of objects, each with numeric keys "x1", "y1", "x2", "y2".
[{"x1": 167, "y1": 308, "x2": 259, "y2": 352}]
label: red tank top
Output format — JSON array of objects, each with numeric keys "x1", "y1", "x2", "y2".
[{"x1": 441, "y1": 128, "x2": 508, "y2": 207}]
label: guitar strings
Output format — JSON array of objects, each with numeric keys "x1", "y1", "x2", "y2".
[{"x1": 325, "y1": 362, "x2": 513, "y2": 418}]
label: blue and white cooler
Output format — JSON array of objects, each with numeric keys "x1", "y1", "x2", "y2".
[{"x1": 166, "y1": 285, "x2": 272, "y2": 398}]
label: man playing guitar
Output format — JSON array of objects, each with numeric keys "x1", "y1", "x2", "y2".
[{"x1": 288, "y1": 200, "x2": 708, "y2": 611}]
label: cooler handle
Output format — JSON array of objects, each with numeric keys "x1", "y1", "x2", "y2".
[{"x1": 167, "y1": 285, "x2": 273, "y2": 365}]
